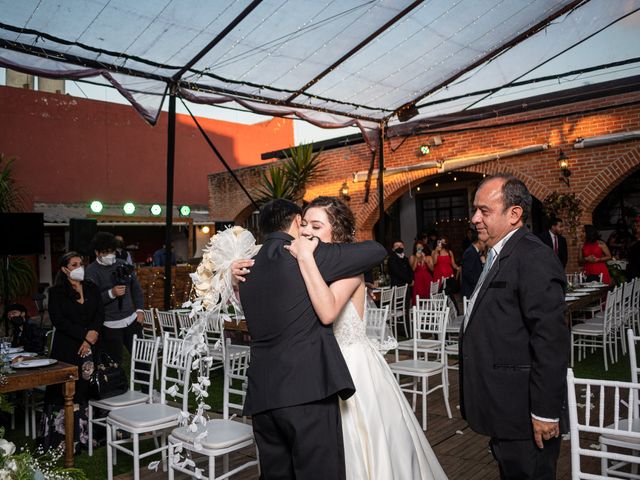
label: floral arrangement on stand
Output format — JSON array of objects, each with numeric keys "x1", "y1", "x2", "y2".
[
  {"x1": 159, "y1": 226, "x2": 260, "y2": 474},
  {"x1": 542, "y1": 191, "x2": 583, "y2": 240},
  {"x1": 0, "y1": 427, "x2": 87, "y2": 480}
]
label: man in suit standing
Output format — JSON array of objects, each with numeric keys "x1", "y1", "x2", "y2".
[
  {"x1": 538, "y1": 217, "x2": 568, "y2": 269},
  {"x1": 460, "y1": 174, "x2": 569, "y2": 479},
  {"x1": 460, "y1": 232, "x2": 484, "y2": 299},
  {"x1": 387, "y1": 240, "x2": 413, "y2": 287},
  {"x1": 238, "y1": 199, "x2": 385, "y2": 480}
]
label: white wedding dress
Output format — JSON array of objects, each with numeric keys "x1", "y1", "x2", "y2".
[{"x1": 334, "y1": 300, "x2": 448, "y2": 480}]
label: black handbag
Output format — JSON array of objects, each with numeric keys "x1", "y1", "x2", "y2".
[{"x1": 89, "y1": 353, "x2": 129, "y2": 400}]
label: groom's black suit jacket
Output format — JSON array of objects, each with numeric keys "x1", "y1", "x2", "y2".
[
  {"x1": 459, "y1": 228, "x2": 569, "y2": 440},
  {"x1": 240, "y1": 231, "x2": 386, "y2": 416}
]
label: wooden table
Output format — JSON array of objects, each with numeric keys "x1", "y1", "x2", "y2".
[
  {"x1": 0, "y1": 361, "x2": 78, "y2": 467},
  {"x1": 565, "y1": 286, "x2": 610, "y2": 325}
]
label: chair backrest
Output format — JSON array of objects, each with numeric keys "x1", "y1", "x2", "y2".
[
  {"x1": 411, "y1": 303, "x2": 449, "y2": 358},
  {"x1": 365, "y1": 306, "x2": 390, "y2": 343},
  {"x1": 567, "y1": 369, "x2": 640, "y2": 479},
  {"x1": 141, "y1": 309, "x2": 157, "y2": 339},
  {"x1": 130, "y1": 335, "x2": 161, "y2": 401},
  {"x1": 156, "y1": 309, "x2": 178, "y2": 337},
  {"x1": 160, "y1": 333, "x2": 193, "y2": 411},
  {"x1": 392, "y1": 285, "x2": 407, "y2": 312},
  {"x1": 176, "y1": 311, "x2": 195, "y2": 334},
  {"x1": 462, "y1": 296, "x2": 470, "y2": 315},
  {"x1": 204, "y1": 310, "x2": 224, "y2": 351},
  {"x1": 379, "y1": 287, "x2": 394, "y2": 309},
  {"x1": 223, "y1": 339, "x2": 251, "y2": 419},
  {"x1": 628, "y1": 328, "x2": 639, "y2": 384},
  {"x1": 429, "y1": 281, "x2": 440, "y2": 297}
]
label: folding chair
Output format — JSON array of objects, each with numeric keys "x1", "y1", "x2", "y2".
[{"x1": 156, "y1": 309, "x2": 179, "y2": 337}]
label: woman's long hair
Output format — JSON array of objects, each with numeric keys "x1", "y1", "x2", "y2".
[
  {"x1": 584, "y1": 225, "x2": 600, "y2": 243},
  {"x1": 304, "y1": 196, "x2": 355, "y2": 243},
  {"x1": 53, "y1": 251, "x2": 83, "y2": 299}
]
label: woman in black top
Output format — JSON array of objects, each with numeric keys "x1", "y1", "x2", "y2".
[{"x1": 42, "y1": 251, "x2": 103, "y2": 452}]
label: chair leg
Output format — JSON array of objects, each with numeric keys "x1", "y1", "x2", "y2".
[
  {"x1": 442, "y1": 370, "x2": 452, "y2": 419},
  {"x1": 571, "y1": 334, "x2": 575, "y2": 367},
  {"x1": 24, "y1": 391, "x2": 29, "y2": 438},
  {"x1": 112, "y1": 425, "x2": 118, "y2": 465},
  {"x1": 133, "y1": 432, "x2": 140, "y2": 480},
  {"x1": 209, "y1": 456, "x2": 216, "y2": 480},
  {"x1": 161, "y1": 433, "x2": 167, "y2": 472},
  {"x1": 106, "y1": 424, "x2": 113, "y2": 480},
  {"x1": 30, "y1": 400, "x2": 36, "y2": 440},
  {"x1": 603, "y1": 338, "x2": 608, "y2": 372},
  {"x1": 600, "y1": 443, "x2": 608, "y2": 476},
  {"x1": 422, "y1": 376, "x2": 427, "y2": 431},
  {"x1": 168, "y1": 443, "x2": 175, "y2": 480},
  {"x1": 88, "y1": 404, "x2": 93, "y2": 457}
]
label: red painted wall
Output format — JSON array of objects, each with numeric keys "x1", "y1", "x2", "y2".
[{"x1": 0, "y1": 86, "x2": 294, "y2": 206}]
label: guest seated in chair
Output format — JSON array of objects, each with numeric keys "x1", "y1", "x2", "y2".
[{"x1": 8, "y1": 303, "x2": 45, "y2": 354}]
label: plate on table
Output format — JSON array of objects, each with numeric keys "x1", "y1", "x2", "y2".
[
  {"x1": 574, "y1": 287, "x2": 601, "y2": 292},
  {"x1": 570, "y1": 292, "x2": 591, "y2": 297},
  {"x1": 12, "y1": 358, "x2": 57, "y2": 369},
  {"x1": 582, "y1": 282, "x2": 606, "y2": 288},
  {"x1": 6, "y1": 352, "x2": 37, "y2": 361},
  {"x1": 565, "y1": 296, "x2": 579, "y2": 301}
]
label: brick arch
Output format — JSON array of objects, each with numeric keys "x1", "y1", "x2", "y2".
[
  {"x1": 358, "y1": 162, "x2": 552, "y2": 235},
  {"x1": 234, "y1": 202, "x2": 258, "y2": 225},
  {"x1": 577, "y1": 144, "x2": 640, "y2": 215}
]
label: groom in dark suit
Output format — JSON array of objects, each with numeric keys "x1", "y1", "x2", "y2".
[
  {"x1": 239, "y1": 199, "x2": 385, "y2": 480},
  {"x1": 460, "y1": 174, "x2": 569, "y2": 479}
]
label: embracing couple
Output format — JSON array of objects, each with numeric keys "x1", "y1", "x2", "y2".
[{"x1": 234, "y1": 197, "x2": 446, "y2": 480}]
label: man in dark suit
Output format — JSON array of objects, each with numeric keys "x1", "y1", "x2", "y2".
[
  {"x1": 387, "y1": 240, "x2": 413, "y2": 287},
  {"x1": 538, "y1": 217, "x2": 568, "y2": 269},
  {"x1": 460, "y1": 233, "x2": 484, "y2": 299},
  {"x1": 460, "y1": 174, "x2": 569, "y2": 479},
  {"x1": 238, "y1": 199, "x2": 385, "y2": 480}
]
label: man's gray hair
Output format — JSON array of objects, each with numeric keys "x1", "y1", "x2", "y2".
[{"x1": 479, "y1": 173, "x2": 532, "y2": 224}]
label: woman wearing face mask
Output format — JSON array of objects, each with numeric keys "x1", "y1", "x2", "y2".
[{"x1": 42, "y1": 251, "x2": 103, "y2": 452}]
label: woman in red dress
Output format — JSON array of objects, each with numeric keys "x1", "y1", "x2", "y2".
[
  {"x1": 410, "y1": 241, "x2": 433, "y2": 304},
  {"x1": 580, "y1": 225, "x2": 612, "y2": 284},
  {"x1": 431, "y1": 237, "x2": 460, "y2": 285}
]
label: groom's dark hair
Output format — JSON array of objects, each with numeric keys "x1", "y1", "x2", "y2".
[{"x1": 259, "y1": 199, "x2": 302, "y2": 235}]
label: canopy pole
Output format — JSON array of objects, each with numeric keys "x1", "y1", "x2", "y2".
[
  {"x1": 377, "y1": 126, "x2": 385, "y2": 244},
  {"x1": 164, "y1": 87, "x2": 177, "y2": 310}
]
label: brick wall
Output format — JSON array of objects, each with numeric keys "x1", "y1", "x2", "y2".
[{"x1": 209, "y1": 91, "x2": 640, "y2": 271}]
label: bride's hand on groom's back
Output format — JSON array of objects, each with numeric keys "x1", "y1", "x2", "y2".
[
  {"x1": 285, "y1": 236, "x2": 319, "y2": 261},
  {"x1": 231, "y1": 259, "x2": 254, "y2": 285}
]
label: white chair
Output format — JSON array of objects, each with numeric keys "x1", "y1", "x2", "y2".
[
  {"x1": 141, "y1": 308, "x2": 157, "y2": 340},
  {"x1": 389, "y1": 304, "x2": 453, "y2": 429},
  {"x1": 396, "y1": 296, "x2": 448, "y2": 362},
  {"x1": 168, "y1": 340, "x2": 257, "y2": 480},
  {"x1": 106, "y1": 334, "x2": 193, "y2": 480},
  {"x1": 176, "y1": 311, "x2": 196, "y2": 334},
  {"x1": 598, "y1": 328, "x2": 640, "y2": 478},
  {"x1": 429, "y1": 281, "x2": 440, "y2": 297},
  {"x1": 156, "y1": 309, "x2": 179, "y2": 337},
  {"x1": 391, "y1": 284, "x2": 409, "y2": 338},
  {"x1": 572, "y1": 290, "x2": 615, "y2": 371},
  {"x1": 379, "y1": 287, "x2": 394, "y2": 311},
  {"x1": 631, "y1": 278, "x2": 640, "y2": 334},
  {"x1": 88, "y1": 335, "x2": 160, "y2": 456},
  {"x1": 567, "y1": 369, "x2": 640, "y2": 480},
  {"x1": 365, "y1": 305, "x2": 390, "y2": 344}
]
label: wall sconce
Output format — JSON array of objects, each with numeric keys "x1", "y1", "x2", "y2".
[
  {"x1": 558, "y1": 150, "x2": 571, "y2": 187},
  {"x1": 340, "y1": 181, "x2": 350, "y2": 201}
]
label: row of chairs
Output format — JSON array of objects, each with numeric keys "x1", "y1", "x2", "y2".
[
  {"x1": 569, "y1": 328, "x2": 640, "y2": 478},
  {"x1": 93, "y1": 332, "x2": 256, "y2": 480},
  {"x1": 571, "y1": 278, "x2": 640, "y2": 371}
]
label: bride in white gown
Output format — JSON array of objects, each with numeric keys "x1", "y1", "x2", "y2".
[{"x1": 286, "y1": 196, "x2": 447, "y2": 480}]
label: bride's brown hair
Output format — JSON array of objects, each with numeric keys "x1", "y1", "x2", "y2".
[{"x1": 304, "y1": 196, "x2": 356, "y2": 243}]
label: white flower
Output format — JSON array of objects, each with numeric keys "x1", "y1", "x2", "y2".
[
  {"x1": 6, "y1": 459, "x2": 17, "y2": 471},
  {"x1": 0, "y1": 469, "x2": 12, "y2": 480},
  {"x1": 166, "y1": 385, "x2": 179, "y2": 397},
  {"x1": 0, "y1": 438, "x2": 16, "y2": 456}
]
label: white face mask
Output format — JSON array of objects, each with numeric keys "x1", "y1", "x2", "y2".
[
  {"x1": 98, "y1": 254, "x2": 116, "y2": 266},
  {"x1": 68, "y1": 266, "x2": 85, "y2": 281}
]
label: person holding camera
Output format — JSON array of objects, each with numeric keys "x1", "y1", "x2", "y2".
[{"x1": 85, "y1": 232, "x2": 144, "y2": 365}]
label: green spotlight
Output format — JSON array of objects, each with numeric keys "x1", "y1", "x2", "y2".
[
  {"x1": 90, "y1": 200, "x2": 103, "y2": 214},
  {"x1": 179, "y1": 205, "x2": 191, "y2": 217},
  {"x1": 150, "y1": 204, "x2": 162, "y2": 216},
  {"x1": 123, "y1": 202, "x2": 136, "y2": 215}
]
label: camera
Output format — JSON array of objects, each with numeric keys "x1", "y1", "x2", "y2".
[
  {"x1": 112, "y1": 263, "x2": 135, "y2": 310},
  {"x1": 113, "y1": 263, "x2": 135, "y2": 285}
]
